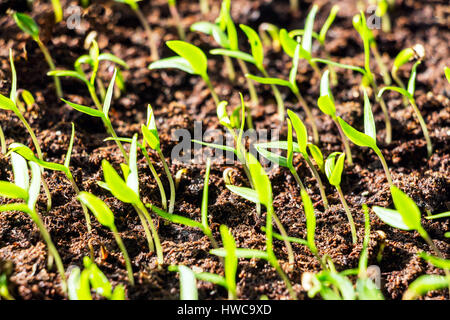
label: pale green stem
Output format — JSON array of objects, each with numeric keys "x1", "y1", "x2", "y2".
[
  {"x1": 157, "y1": 150, "x2": 175, "y2": 214},
  {"x1": 137, "y1": 202, "x2": 164, "y2": 265},
  {"x1": 371, "y1": 81, "x2": 392, "y2": 144},
  {"x1": 134, "y1": 7, "x2": 160, "y2": 61},
  {"x1": 32, "y1": 210, "x2": 67, "y2": 292},
  {"x1": 0, "y1": 125, "x2": 6, "y2": 154},
  {"x1": 289, "y1": 167, "x2": 306, "y2": 191},
  {"x1": 261, "y1": 68, "x2": 285, "y2": 122},
  {"x1": 272, "y1": 212, "x2": 295, "y2": 265},
  {"x1": 422, "y1": 232, "x2": 450, "y2": 293},
  {"x1": 237, "y1": 59, "x2": 259, "y2": 106},
  {"x1": 132, "y1": 204, "x2": 155, "y2": 252},
  {"x1": 392, "y1": 70, "x2": 409, "y2": 107},
  {"x1": 334, "y1": 118, "x2": 353, "y2": 165},
  {"x1": 336, "y1": 185, "x2": 357, "y2": 244},
  {"x1": 294, "y1": 91, "x2": 319, "y2": 145},
  {"x1": 36, "y1": 39, "x2": 62, "y2": 99},
  {"x1": 304, "y1": 156, "x2": 329, "y2": 210},
  {"x1": 371, "y1": 44, "x2": 391, "y2": 85},
  {"x1": 141, "y1": 146, "x2": 167, "y2": 210},
  {"x1": 68, "y1": 175, "x2": 92, "y2": 233},
  {"x1": 374, "y1": 148, "x2": 393, "y2": 186},
  {"x1": 168, "y1": 3, "x2": 186, "y2": 40},
  {"x1": 204, "y1": 77, "x2": 220, "y2": 106},
  {"x1": 224, "y1": 56, "x2": 236, "y2": 83},
  {"x1": 410, "y1": 100, "x2": 432, "y2": 157},
  {"x1": 111, "y1": 225, "x2": 134, "y2": 285}
]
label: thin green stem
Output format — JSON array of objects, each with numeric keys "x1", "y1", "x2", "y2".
[
  {"x1": 103, "y1": 119, "x2": 129, "y2": 163},
  {"x1": 392, "y1": 71, "x2": 409, "y2": 107},
  {"x1": 237, "y1": 59, "x2": 259, "y2": 106},
  {"x1": 294, "y1": 91, "x2": 319, "y2": 145},
  {"x1": 375, "y1": 148, "x2": 393, "y2": 186},
  {"x1": 410, "y1": 100, "x2": 432, "y2": 157},
  {"x1": 289, "y1": 167, "x2": 306, "y2": 191},
  {"x1": 422, "y1": 232, "x2": 450, "y2": 292},
  {"x1": 371, "y1": 81, "x2": 392, "y2": 144},
  {"x1": 111, "y1": 226, "x2": 134, "y2": 285},
  {"x1": 141, "y1": 146, "x2": 167, "y2": 210},
  {"x1": 68, "y1": 176, "x2": 92, "y2": 233},
  {"x1": 157, "y1": 150, "x2": 175, "y2": 214},
  {"x1": 334, "y1": 118, "x2": 353, "y2": 165},
  {"x1": 0, "y1": 125, "x2": 6, "y2": 154},
  {"x1": 132, "y1": 203, "x2": 155, "y2": 252},
  {"x1": 371, "y1": 44, "x2": 391, "y2": 86},
  {"x1": 224, "y1": 56, "x2": 236, "y2": 83},
  {"x1": 36, "y1": 39, "x2": 62, "y2": 99},
  {"x1": 134, "y1": 7, "x2": 160, "y2": 61},
  {"x1": 137, "y1": 202, "x2": 164, "y2": 265},
  {"x1": 262, "y1": 69, "x2": 285, "y2": 122},
  {"x1": 204, "y1": 77, "x2": 220, "y2": 106},
  {"x1": 272, "y1": 213, "x2": 295, "y2": 265},
  {"x1": 31, "y1": 210, "x2": 67, "y2": 292},
  {"x1": 168, "y1": 3, "x2": 186, "y2": 40},
  {"x1": 304, "y1": 156, "x2": 329, "y2": 210},
  {"x1": 336, "y1": 185, "x2": 357, "y2": 244}
]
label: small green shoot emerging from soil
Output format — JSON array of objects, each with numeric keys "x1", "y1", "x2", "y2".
[
  {"x1": 13, "y1": 12, "x2": 62, "y2": 98},
  {"x1": 379, "y1": 60, "x2": 433, "y2": 157},
  {"x1": 0, "y1": 154, "x2": 67, "y2": 292},
  {"x1": 168, "y1": 265, "x2": 199, "y2": 300},
  {"x1": 78, "y1": 192, "x2": 134, "y2": 285},
  {"x1": 337, "y1": 89, "x2": 393, "y2": 186},
  {"x1": 149, "y1": 40, "x2": 220, "y2": 105},
  {"x1": 68, "y1": 256, "x2": 125, "y2": 300},
  {"x1": 115, "y1": 0, "x2": 160, "y2": 60},
  {"x1": 325, "y1": 152, "x2": 357, "y2": 244}
]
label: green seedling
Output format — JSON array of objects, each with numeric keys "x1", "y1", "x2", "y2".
[
  {"x1": 0, "y1": 273, "x2": 14, "y2": 300},
  {"x1": 318, "y1": 70, "x2": 353, "y2": 164},
  {"x1": 325, "y1": 152, "x2": 357, "y2": 244},
  {"x1": 254, "y1": 110, "x2": 329, "y2": 209},
  {"x1": 371, "y1": 0, "x2": 394, "y2": 33},
  {"x1": 445, "y1": 66, "x2": 450, "y2": 84},
  {"x1": 147, "y1": 158, "x2": 218, "y2": 249},
  {"x1": 210, "y1": 24, "x2": 285, "y2": 122},
  {"x1": 192, "y1": 0, "x2": 259, "y2": 111},
  {"x1": 259, "y1": 23, "x2": 281, "y2": 52},
  {"x1": 142, "y1": 105, "x2": 176, "y2": 213},
  {"x1": 219, "y1": 153, "x2": 297, "y2": 300},
  {"x1": 170, "y1": 225, "x2": 238, "y2": 299},
  {"x1": 353, "y1": 12, "x2": 391, "y2": 86},
  {"x1": 379, "y1": 60, "x2": 432, "y2": 157},
  {"x1": 168, "y1": 265, "x2": 198, "y2": 300},
  {"x1": 313, "y1": 12, "x2": 392, "y2": 144},
  {"x1": 51, "y1": 0, "x2": 63, "y2": 23},
  {"x1": 286, "y1": 5, "x2": 340, "y2": 85},
  {"x1": 78, "y1": 192, "x2": 134, "y2": 285},
  {"x1": 68, "y1": 256, "x2": 125, "y2": 300},
  {"x1": 99, "y1": 135, "x2": 164, "y2": 265},
  {"x1": 337, "y1": 89, "x2": 393, "y2": 186},
  {"x1": 279, "y1": 4, "x2": 322, "y2": 78},
  {"x1": 56, "y1": 69, "x2": 129, "y2": 161},
  {"x1": 373, "y1": 186, "x2": 450, "y2": 283},
  {"x1": 247, "y1": 42, "x2": 320, "y2": 143},
  {"x1": 149, "y1": 40, "x2": 220, "y2": 105},
  {"x1": 167, "y1": 0, "x2": 186, "y2": 40},
  {"x1": 1, "y1": 50, "x2": 52, "y2": 210},
  {"x1": 403, "y1": 274, "x2": 450, "y2": 300},
  {"x1": 391, "y1": 44, "x2": 424, "y2": 104},
  {"x1": 8, "y1": 124, "x2": 93, "y2": 232},
  {"x1": 115, "y1": 0, "x2": 159, "y2": 60},
  {"x1": 0, "y1": 153, "x2": 66, "y2": 291},
  {"x1": 13, "y1": 12, "x2": 62, "y2": 98}
]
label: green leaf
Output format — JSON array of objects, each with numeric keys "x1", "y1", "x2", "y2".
[
  {"x1": 142, "y1": 105, "x2": 160, "y2": 151},
  {"x1": 372, "y1": 206, "x2": 411, "y2": 231},
  {"x1": 47, "y1": 70, "x2": 88, "y2": 83},
  {"x1": 210, "y1": 248, "x2": 269, "y2": 260},
  {"x1": 306, "y1": 145, "x2": 322, "y2": 173},
  {"x1": 166, "y1": 40, "x2": 208, "y2": 77},
  {"x1": 178, "y1": 265, "x2": 198, "y2": 300},
  {"x1": 286, "y1": 119, "x2": 294, "y2": 168},
  {"x1": 68, "y1": 267, "x2": 92, "y2": 300},
  {"x1": 151, "y1": 205, "x2": 204, "y2": 230},
  {"x1": 279, "y1": 29, "x2": 311, "y2": 60},
  {"x1": 20, "y1": 90, "x2": 35, "y2": 108},
  {"x1": 194, "y1": 272, "x2": 227, "y2": 288},
  {"x1": 148, "y1": 56, "x2": 195, "y2": 74},
  {"x1": 445, "y1": 67, "x2": 450, "y2": 84},
  {"x1": 390, "y1": 186, "x2": 422, "y2": 231},
  {"x1": 27, "y1": 161, "x2": 41, "y2": 210},
  {"x1": 363, "y1": 88, "x2": 377, "y2": 141},
  {"x1": 0, "y1": 94, "x2": 18, "y2": 112},
  {"x1": 78, "y1": 192, "x2": 115, "y2": 229},
  {"x1": 320, "y1": 70, "x2": 334, "y2": 100},
  {"x1": 62, "y1": 99, "x2": 104, "y2": 118},
  {"x1": 418, "y1": 252, "x2": 450, "y2": 270},
  {"x1": 246, "y1": 153, "x2": 272, "y2": 207},
  {"x1": 126, "y1": 134, "x2": 140, "y2": 196},
  {"x1": 317, "y1": 95, "x2": 336, "y2": 118},
  {"x1": 287, "y1": 110, "x2": 308, "y2": 155},
  {"x1": 13, "y1": 13, "x2": 39, "y2": 40},
  {"x1": 319, "y1": 5, "x2": 339, "y2": 45},
  {"x1": 111, "y1": 285, "x2": 126, "y2": 300},
  {"x1": 0, "y1": 203, "x2": 32, "y2": 215},
  {"x1": 102, "y1": 160, "x2": 139, "y2": 204},
  {"x1": 301, "y1": 189, "x2": 317, "y2": 254},
  {"x1": 192, "y1": 140, "x2": 237, "y2": 155},
  {"x1": 393, "y1": 48, "x2": 415, "y2": 71},
  {"x1": 240, "y1": 24, "x2": 264, "y2": 70},
  {"x1": 216, "y1": 101, "x2": 231, "y2": 128},
  {"x1": 403, "y1": 275, "x2": 450, "y2": 300},
  {"x1": 210, "y1": 49, "x2": 256, "y2": 65},
  {"x1": 407, "y1": 61, "x2": 420, "y2": 97},
  {"x1": 226, "y1": 185, "x2": 259, "y2": 204},
  {"x1": 302, "y1": 4, "x2": 318, "y2": 54},
  {"x1": 84, "y1": 257, "x2": 112, "y2": 298},
  {"x1": 378, "y1": 86, "x2": 413, "y2": 101},
  {"x1": 0, "y1": 181, "x2": 28, "y2": 200},
  {"x1": 115, "y1": 0, "x2": 139, "y2": 11},
  {"x1": 220, "y1": 225, "x2": 237, "y2": 298},
  {"x1": 11, "y1": 152, "x2": 29, "y2": 191},
  {"x1": 190, "y1": 22, "x2": 229, "y2": 48},
  {"x1": 356, "y1": 278, "x2": 384, "y2": 300},
  {"x1": 316, "y1": 271, "x2": 356, "y2": 300},
  {"x1": 64, "y1": 123, "x2": 76, "y2": 168},
  {"x1": 98, "y1": 53, "x2": 129, "y2": 69},
  {"x1": 337, "y1": 117, "x2": 377, "y2": 150},
  {"x1": 312, "y1": 58, "x2": 366, "y2": 75},
  {"x1": 102, "y1": 69, "x2": 117, "y2": 118},
  {"x1": 245, "y1": 74, "x2": 291, "y2": 88},
  {"x1": 325, "y1": 152, "x2": 345, "y2": 187}
]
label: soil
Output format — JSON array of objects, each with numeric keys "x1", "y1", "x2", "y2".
[{"x1": 0, "y1": 0, "x2": 449, "y2": 300}]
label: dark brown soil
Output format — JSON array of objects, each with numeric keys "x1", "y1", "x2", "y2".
[{"x1": 0, "y1": 0, "x2": 449, "y2": 300}]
